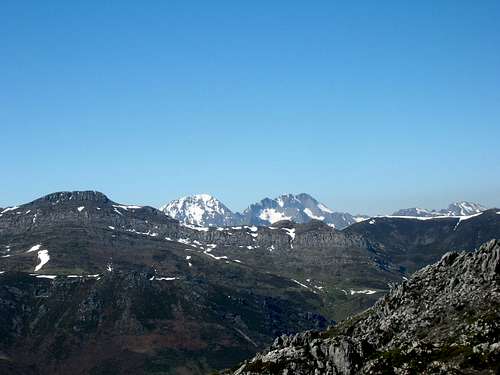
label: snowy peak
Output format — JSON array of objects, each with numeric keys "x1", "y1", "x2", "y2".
[
  {"x1": 392, "y1": 201, "x2": 488, "y2": 217},
  {"x1": 443, "y1": 201, "x2": 486, "y2": 216},
  {"x1": 241, "y1": 193, "x2": 358, "y2": 229},
  {"x1": 160, "y1": 194, "x2": 238, "y2": 227}
]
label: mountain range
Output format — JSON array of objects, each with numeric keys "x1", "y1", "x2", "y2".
[
  {"x1": 0, "y1": 190, "x2": 499, "y2": 374},
  {"x1": 160, "y1": 193, "x2": 367, "y2": 229},
  {"x1": 392, "y1": 201, "x2": 486, "y2": 217},
  {"x1": 160, "y1": 193, "x2": 488, "y2": 229}
]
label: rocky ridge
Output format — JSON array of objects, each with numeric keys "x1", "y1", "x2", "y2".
[{"x1": 224, "y1": 239, "x2": 500, "y2": 374}]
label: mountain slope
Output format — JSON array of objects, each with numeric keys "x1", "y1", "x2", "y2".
[
  {"x1": 346, "y1": 209, "x2": 500, "y2": 273},
  {"x1": 0, "y1": 192, "x2": 328, "y2": 375},
  {"x1": 223, "y1": 239, "x2": 500, "y2": 374}
]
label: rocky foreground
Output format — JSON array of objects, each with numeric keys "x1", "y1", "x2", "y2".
[{"x1": 223, "y1": 239, "x2": 500, "y2": 374}]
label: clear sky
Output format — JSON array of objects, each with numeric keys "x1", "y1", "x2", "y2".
[{"x1": 1, "y1": 1, "x2": 499, "y2": 215}]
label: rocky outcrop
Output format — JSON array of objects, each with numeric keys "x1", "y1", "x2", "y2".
[{"x1": 224, "y1": 239, "x2": 500, "y2": 374}]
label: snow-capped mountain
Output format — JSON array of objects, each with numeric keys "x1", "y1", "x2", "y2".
[
  {"x1": 239, "y1": 193, "x2": 361, "y2": 229},
  {"x1": 392, "y1": 201, "x2": 487, "y2": 217},
  {"x1": 161, "y1": 193, "x2": 365, "y2": 229},
  {"x1": 160, "y1": 194, "x2": 239, "y2": 226},
  {"x1": 442, "y1": 201, "x2": 486, "y2": 216}
]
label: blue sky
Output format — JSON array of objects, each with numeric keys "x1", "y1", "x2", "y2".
[{"x1": 1, "y1": 1, "x2": 499, "y2": 215}]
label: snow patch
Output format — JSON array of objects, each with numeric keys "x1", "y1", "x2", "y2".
[
  {"x1": 291, "y1": 279, "x2": 310, "y2": 289},
  {"x1": 153, "y1": 276, "x2": 179, "y2": 281},
  {"x1": 303, "y1": 208, "x2": 324, "y2": 220},
  {"x1": 350, "y1": 289, "x2": 377, "y2": 295},
  {"x1": 318, "y1": 203, "x2": 333, "y2": 213},
  {"x1": 34, "y1": 250, "x2": 50, "y2": 272},
  {"x1": 112, "y1": 204, "x2": 142, "y2": 211},
  {"x1": 353, "y1": 216, "x2": 369, "y2": 223},
  {"x1": 282, "y1": 228, "x2": 296, "y2": 240},
  {"x1": 27, "y1": 244, "x2": 42, "y2": 253},
  {"x1": 258, "y1": 208, "x2": 291, "y2": 223},
  {"x1": 1, "y1": 206, "x2": 19, "y2": 214},
  {"x1": 125, "y1": 228, "x2": 159, "y2": 237},
  {"x1": 182, "y1": 223, "x2": 209, "y2": 232}
]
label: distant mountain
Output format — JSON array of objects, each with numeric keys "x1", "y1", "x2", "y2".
[
  {"x1": 160, "y1": 193, "x2": 366, "y2": 229},
  {"x1": 159, "y1": 194, "x2": 240, "y2": 226},
  {"x1": 392, "y1": 201, "x2": 487, "y2": 217},
  {"x1": 443, "y1": 201, "x2": 487, "y2": 216},
  {"x1": 239, "y1": 193, "x2": 364, "y2": 229}
]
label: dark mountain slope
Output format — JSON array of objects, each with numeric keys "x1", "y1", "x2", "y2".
[
  {"x1": 346, "y1": 209, "x2": 500, "y2": 273},
  {"x1": 0, "y1": 192, "x2": 329, "y2": 374},
  {"x1": 224, "y1": 239, "x2": 500, "y2": 374}
]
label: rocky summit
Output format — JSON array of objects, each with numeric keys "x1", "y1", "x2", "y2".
[{"x1": 222, "y1": 239, "x2": 500, "y2": 375}]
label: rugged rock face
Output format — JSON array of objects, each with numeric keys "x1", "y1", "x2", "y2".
[{"x1": 223, "y1": 239, "x2": 500, "y2": 374}]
